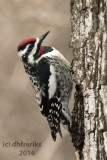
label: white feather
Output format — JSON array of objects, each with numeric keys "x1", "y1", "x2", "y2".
[{"x1": 48, "y1": 65, "x2": 57, "y2": 99}]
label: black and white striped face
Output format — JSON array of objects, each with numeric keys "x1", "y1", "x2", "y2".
[
  {"x1": 18, "y1": 38, "x2": 39, "y2": 63},
  {"x1": 17, "y1": 31, "x2": 50, "y2": 64}
]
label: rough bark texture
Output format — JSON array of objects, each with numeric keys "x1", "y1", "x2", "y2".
[
  {"x1": 69, "y1": 0, "x2": 107, "y2": 160},
  {"x1": 71, "y1": 85, "x2": 85, "y2": 159}
]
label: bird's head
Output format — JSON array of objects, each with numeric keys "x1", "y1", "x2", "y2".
[{"x1": 17, "y1": 31, "x2": 50, "y2": 64}]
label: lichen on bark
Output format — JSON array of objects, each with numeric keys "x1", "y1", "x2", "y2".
[{"x1": 69, "y1": 0, "x2": 107, "y2": 159}]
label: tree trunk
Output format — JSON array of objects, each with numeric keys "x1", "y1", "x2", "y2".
[{"x1": 69, "y1": 0, "x2": 107, "y2": 160}]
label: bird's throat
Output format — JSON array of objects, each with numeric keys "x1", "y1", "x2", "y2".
[{"x1": 37, "y1": 45, "x2": 44, "y2": 57}]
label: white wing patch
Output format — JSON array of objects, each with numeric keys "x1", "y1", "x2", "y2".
[{"x1": 48, "y1": 65, "x2": 57, "y2": 99}]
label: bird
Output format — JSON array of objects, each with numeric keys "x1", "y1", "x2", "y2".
[{"x1": 17, "y1": 31, "x2": 73, "y2": 141}]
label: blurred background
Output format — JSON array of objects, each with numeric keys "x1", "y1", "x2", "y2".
[{"x1": 0, "y1": 0, "x2": 76, "y2": 160}]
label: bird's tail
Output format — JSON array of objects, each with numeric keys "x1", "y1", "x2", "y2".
[{"x1": 51, "y1": 126, "x2": 63, "y2": 141}]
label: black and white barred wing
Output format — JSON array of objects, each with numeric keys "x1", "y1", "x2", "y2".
[
  {"x1": 47, "y1": 91, "x2": 62, "y2": 141},
  {"x1": 35, "y1": 59, "x2": 62, "y2": 140}
]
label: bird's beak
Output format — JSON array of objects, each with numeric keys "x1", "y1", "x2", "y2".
[{"x1": 38, "y1": 31, "x2": 50, "y2": 45}]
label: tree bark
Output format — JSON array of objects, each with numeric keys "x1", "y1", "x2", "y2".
[{"x1": 69, "y1": 0, "x2": 107, "y2": 160}]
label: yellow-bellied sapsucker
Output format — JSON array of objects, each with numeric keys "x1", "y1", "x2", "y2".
[{"x1": 17, "y1": 31, "x2": 73, "y2": 141}]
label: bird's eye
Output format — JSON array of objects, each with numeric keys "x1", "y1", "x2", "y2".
[{"x1": 29, "y1": 43, "x2": 34, "y2": 49}]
